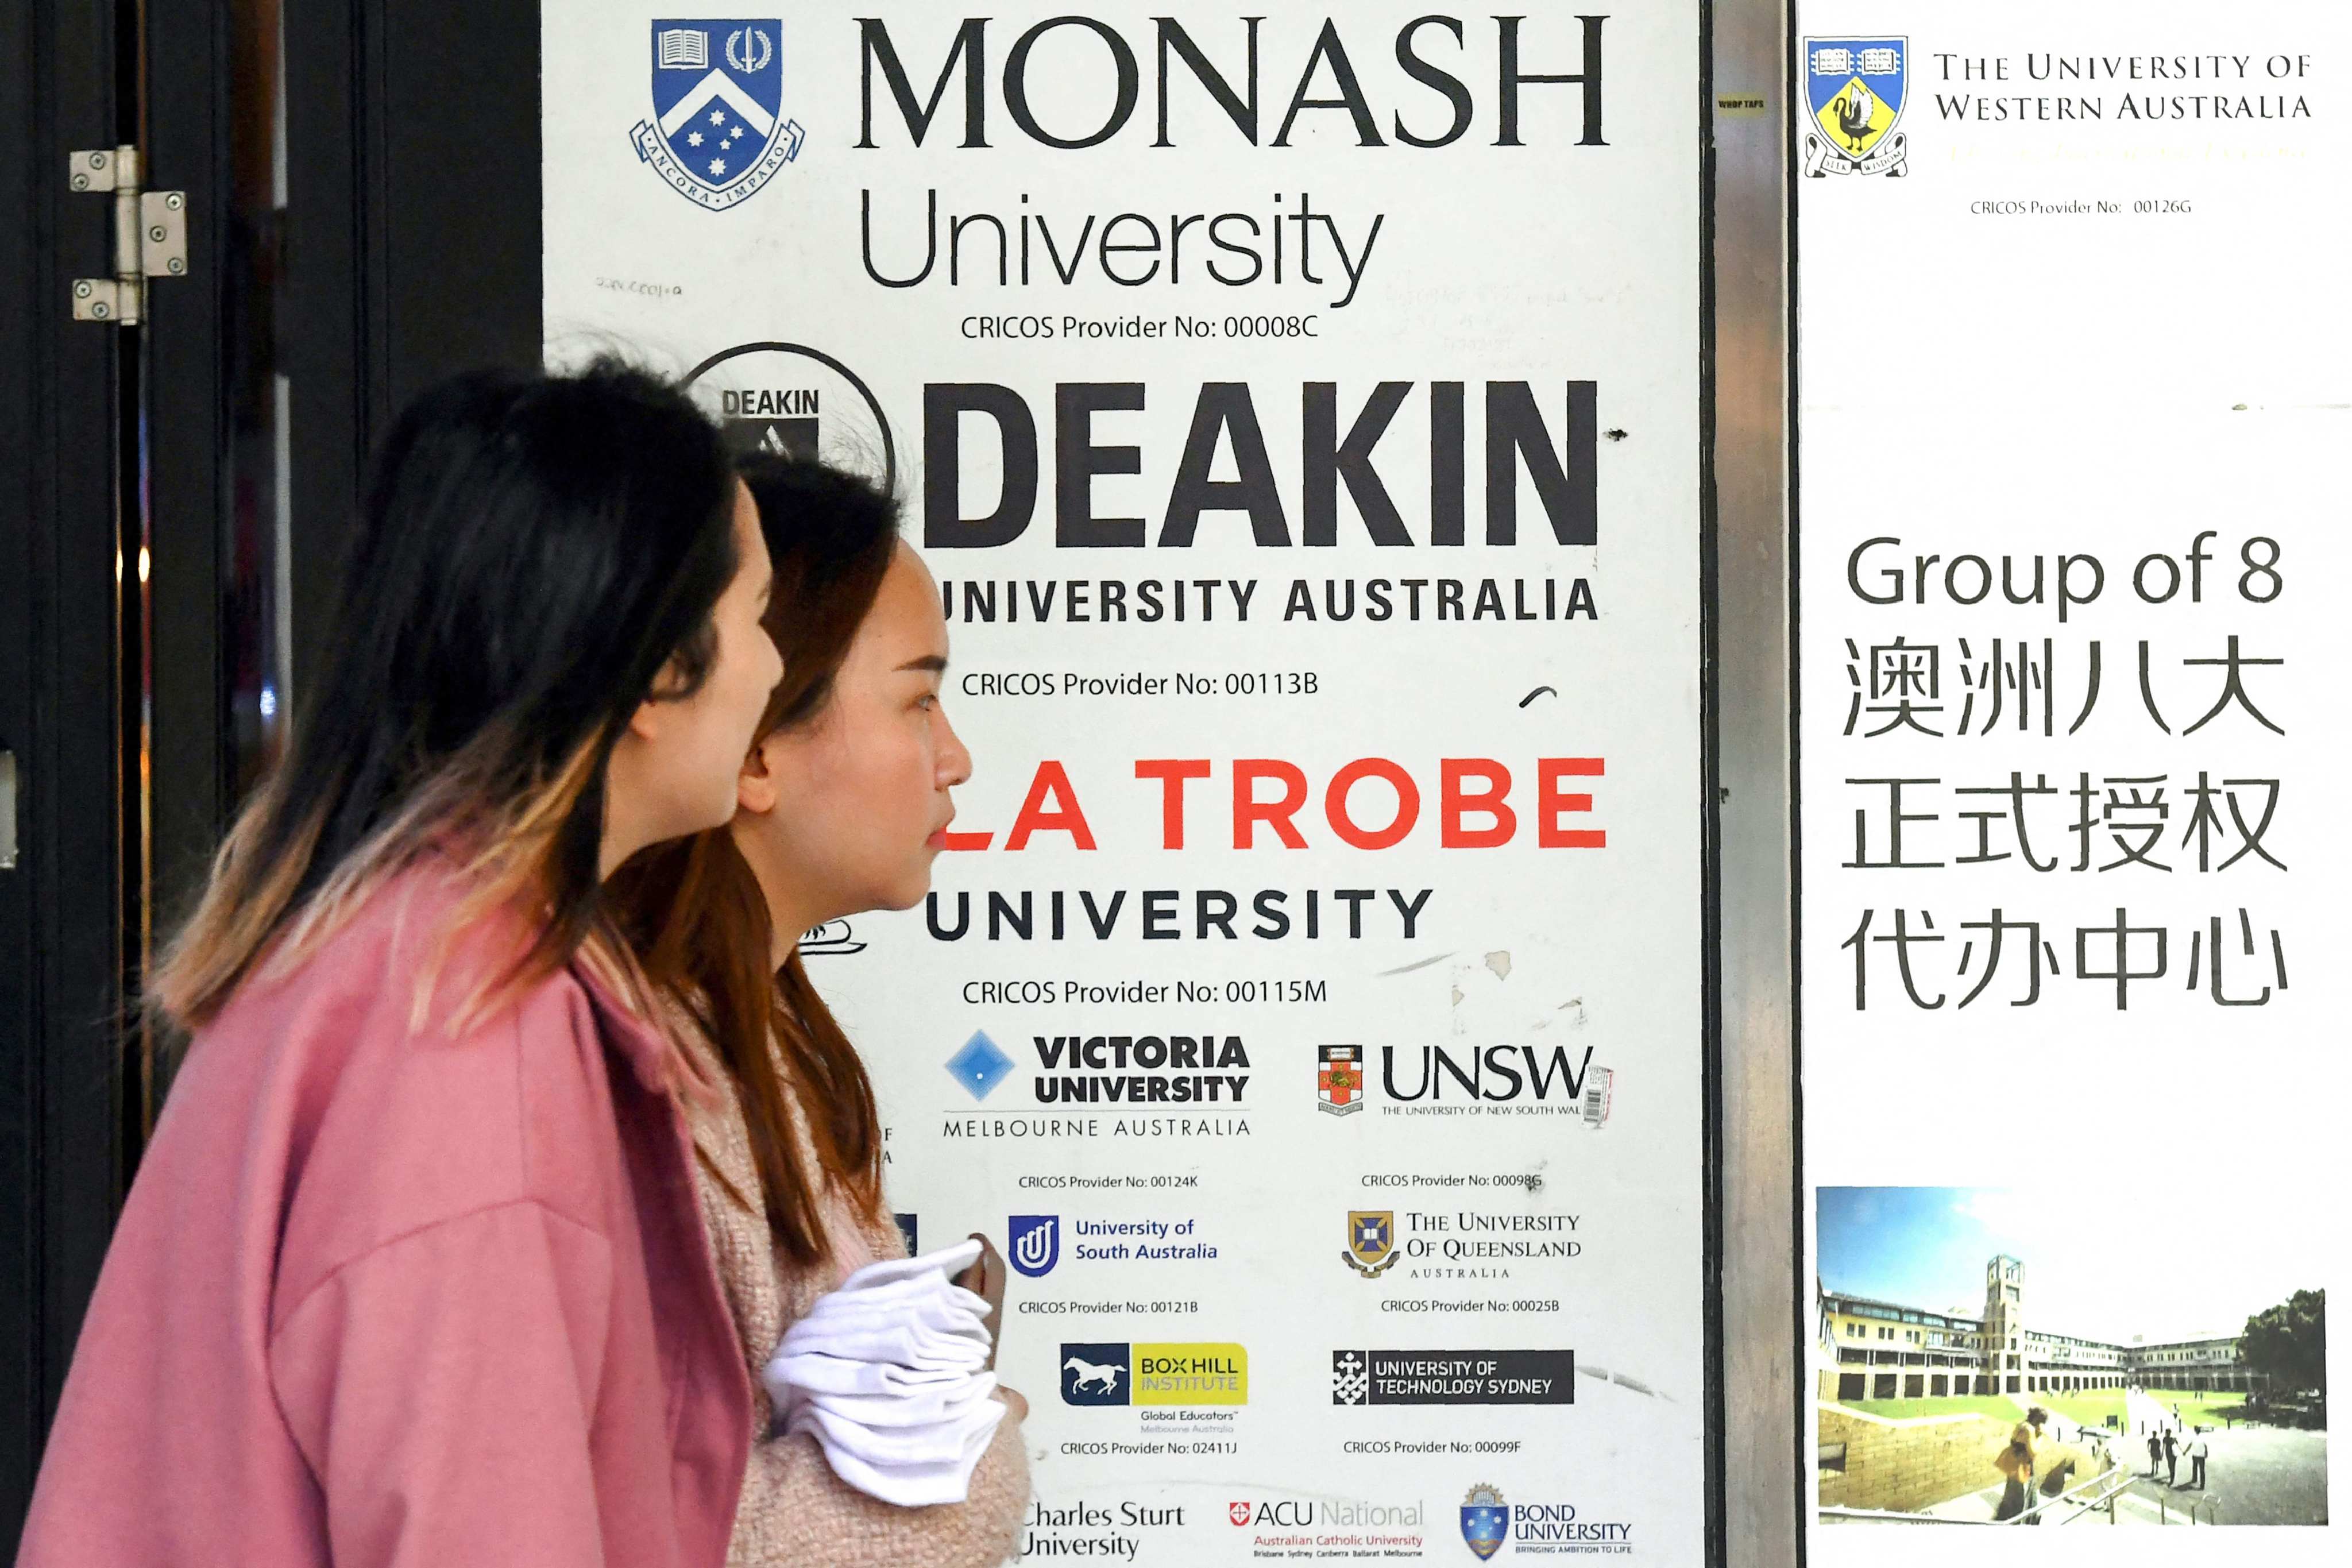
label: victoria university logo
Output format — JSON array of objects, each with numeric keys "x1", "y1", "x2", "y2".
[
  {"x1": 1803, "y1": 38, "x2": 1909, "y2": 177},
  {"x1": 632, "y1": 19, "x2": 804, "y2": 210}
]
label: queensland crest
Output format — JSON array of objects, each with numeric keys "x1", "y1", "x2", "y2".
[
  {"x1": 1461, "y1": 1484, "x2": 1509, "y2": 1560},
  {"x1": 1345, "y1": 1210, "x2": 1399, "y2": 1277},
  {"x1": 1318, "y1": 1044, "x2": 1364, "y2": 1115},
  {"x1": 632, "y1": 20, "x2": 804, "y2": 210},
  {"x1": 1803, "y1": 38, "x2": 1907, "y2": 177}
]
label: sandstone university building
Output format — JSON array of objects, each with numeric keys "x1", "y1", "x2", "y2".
[{"x1": 1815, "y1": 1255, "x2": 2271, "y2": 1403}]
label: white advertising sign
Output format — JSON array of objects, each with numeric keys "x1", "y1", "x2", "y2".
[
  {"x1": 547, "y1": 5, "x2": 1708, "y2": 1561},
  {"x1": 1798, "y1": 0, "x2": 2345, "y2": 1551}
]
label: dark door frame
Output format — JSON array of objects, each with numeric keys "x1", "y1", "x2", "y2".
[
  {"x1": 5, "y1": 1, "x2": 541, "y2": 1542},
  {"x1": 0, "y1": 0, "x2": 140, "y2": 1541}
]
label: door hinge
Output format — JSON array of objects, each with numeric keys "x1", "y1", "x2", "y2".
[{"x1": 68, "y1": 145, "x2": 187, "y2": 326}]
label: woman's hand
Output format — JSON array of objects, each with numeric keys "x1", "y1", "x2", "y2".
[
  {"x1": 956, "y1": 1233, "x2": 1007, "y2": 1370},
  {"x1": 997, "y1": 1385, "x2": 1029, "y2": 1423}
]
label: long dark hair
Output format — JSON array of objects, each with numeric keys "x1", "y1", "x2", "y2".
[
  {"x1": 610, "y1": 455, "x2": 898, "y2": 1264},
  {"x1": 153, "y1": 360, "x2": 740, "y2": 1028}
]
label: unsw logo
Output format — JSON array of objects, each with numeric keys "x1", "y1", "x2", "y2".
[{"x1": 632, "y1": 19, "x2": 805, "y2": 210}]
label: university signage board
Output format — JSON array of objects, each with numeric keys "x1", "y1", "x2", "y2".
[
  {"x1": 1798, "y1": 0, "x2": 2345, "y2": 1544},
  {"x1": 547, "y1": 4, "x2": 1708, "y2": 1560}
]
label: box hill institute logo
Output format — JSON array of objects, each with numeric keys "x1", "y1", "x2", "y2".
[
  {"x1": 632, "y1": 20, "x2": 804, "y2": 210},
  {"x1": 1803, "y1": 38, "x2": 1908, "y2": 178}
]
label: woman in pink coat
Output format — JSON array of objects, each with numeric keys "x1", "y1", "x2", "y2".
[{"x1": 17, "y1": 361, "x2": 785, "y2": 1566}]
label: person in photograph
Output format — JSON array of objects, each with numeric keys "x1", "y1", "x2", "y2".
[
  {"x1": 2185, "y1": 1430, "x2": 2210, "y2": 1488},
  {"x1": 2147, "y1": 1429, "x2": 2164, "y2": 1477},
  {"x1": 14, "y1": 362, "x2": 785, "y2": 1566},
  {"x1": 2163, "y1": 1426, "x2": 2180, "y2": 1486},
  {"x1": 607, "y1": 453, "x2": 1029, "y2": 1565},
  {"x1": 1994, "y1": 1409, "x2": 2041, "y2": 1520}
]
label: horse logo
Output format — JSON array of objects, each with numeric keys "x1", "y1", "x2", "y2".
[
  {"x1": 1802, "y1": 38, "x2": 1909, "y2": 177},
  {"x1": 1060, "y1": 1343, "x2": 1132, "y2": 1405}
]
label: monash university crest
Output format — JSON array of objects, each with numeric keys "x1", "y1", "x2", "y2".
[
  {"x1": 1803, "y1": 38, "x2": 1907, "y2": 177},
  {"x1": 632, "y1": 20, "x2": 804, "y2": 210}
]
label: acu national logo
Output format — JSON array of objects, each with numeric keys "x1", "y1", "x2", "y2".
[
  {"x1": 1803, "y1": 37, "x2": 1908, "y2": 178},
  {"x1": 632, "y1": 20, "x2": 804, "y2": 210}
]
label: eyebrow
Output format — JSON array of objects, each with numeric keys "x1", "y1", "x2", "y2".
[{"x1": 897, "y1": 654, "x2": 948, "y2": 674}]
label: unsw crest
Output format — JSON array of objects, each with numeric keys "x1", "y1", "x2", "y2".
[
  {"x1": 632, "y1": 19, "x2": 804, "y2": 210},
  {"x1": 1802, "y1": 37, "x2": 1909, "y2": 177}
]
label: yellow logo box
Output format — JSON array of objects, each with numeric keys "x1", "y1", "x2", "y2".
[{"x1": 1132, "y1": 1342, "x2": 1250, "y2": 1405}]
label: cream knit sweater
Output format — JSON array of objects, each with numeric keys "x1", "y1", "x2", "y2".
[{"x1": 671, "y1": 1013, "x2": 1031, "y2": 1567}]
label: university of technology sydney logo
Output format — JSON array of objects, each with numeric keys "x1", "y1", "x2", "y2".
[
  {"x1": 1007, "y1": 1215, "x2": 1060, "y2": 1277},
  {"x1": 631, "y1": 20, "x2": 804, "y2": 210},
  {"x1": 1803, "y1": 37, "x2": 1909, "y2": 178}
]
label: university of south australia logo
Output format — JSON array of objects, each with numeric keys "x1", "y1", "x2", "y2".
[
  {"x1": 1007, "y1": 1215, "x2": 1060, "y2": 1277},
  {"x1": 632, "y1": 20, "x2": 803, "y2": 210},
  {"x1": 1803, "y1": 38, "x2": 1908, "y2": 177}
]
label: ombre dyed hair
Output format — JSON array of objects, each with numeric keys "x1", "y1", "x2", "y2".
[{"x1": 151, "y1": 360, "x2": 739, "y2": 1030}]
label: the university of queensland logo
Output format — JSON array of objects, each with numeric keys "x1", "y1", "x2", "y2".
[
  {"x1": 632, "y1": 20, "x2": 804, "y2": 211},
  {"x1": 1007, "y1": 1215, "x2": 1060, "y2": 1278},
  {"x1": 1803, "y1": 38, "x2": 1908, "y2": 178},
  {"x1": 1461, "y1": 1484, "x2": 1509, "y2": 1561},
  {"x1": 1318, "y1": 1045, "x2": 1365, "y2": 1116},
  {"x1": 1343, "y1": 1211, "x2": 1399, "y2": 1279}
]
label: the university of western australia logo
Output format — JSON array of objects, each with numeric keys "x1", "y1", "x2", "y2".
[
  {"x1": 1803, "y1": 38, "x2": 1908, "y2": 178},
  {"x1": 632, "y1": 21, "x2": 804, "y2": 210}
]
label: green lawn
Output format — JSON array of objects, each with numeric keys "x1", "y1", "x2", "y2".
[
  {"x1": 2144, "y1": 1389, "x2": 2250, "y2": 1428},
  {"x1": 2041, "y1": 1388, "x2": 2128, "y2": 1430},
  {"x1": 1847, "y1": 1395, "x2": 2025, "y2": 1423}
]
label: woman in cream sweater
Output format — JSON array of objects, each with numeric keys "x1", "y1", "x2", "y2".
[{"x1": 611, "y1": 454, "x2": 1029, "y2": 1565}]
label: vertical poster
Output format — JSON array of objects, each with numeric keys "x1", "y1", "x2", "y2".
[
  {"x1": 547, "y1": 5, "x2": 1708, "y2": 1561},
  {"x1": 1797, "y1": 0, "x2": 2343, "y2": 1548}
]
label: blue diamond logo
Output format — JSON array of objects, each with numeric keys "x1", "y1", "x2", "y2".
[{"x1": 945, "y1": 1030, "x2": 1014, "y2": 1100}]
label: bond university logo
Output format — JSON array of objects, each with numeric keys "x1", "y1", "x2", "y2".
[
  {"x1": 1461, "y1": 1484, "x2": 1509, "y2": 1561},
  {"x1": 1345, "y1": 1211, "x2": 1400, "y2": 1277},
  {"x1": 633, "y1": 20, "x2": 804, "y2": 210},
  {"x1": 1319, "y1": 1045, "x2": 1365, "y2": 1115},
  {"x1": 1008, "y1": 1215, "x2": 1060, "y2": 1277},
  {"x1": 1803, "y1": 38, "x2": 1908, "y2": 178}
]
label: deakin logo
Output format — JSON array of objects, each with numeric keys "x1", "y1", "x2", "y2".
[
  {"x1": 632, "y1": 20, "x2": 804, "y2": 210},
  {"x1": 1007, "y1": 1215, "x2": 1059, "y2": 1277},
  {"x1": 1803, "y1": 38, "x2": 1908, "y2": 177}
]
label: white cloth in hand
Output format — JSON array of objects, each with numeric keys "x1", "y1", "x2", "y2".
[{"x1": 763, "y1": 1239, "x2": 1008, "y2": 1507}]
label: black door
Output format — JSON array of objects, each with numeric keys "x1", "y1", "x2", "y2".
[{"x1": 2, "y1": 0, "x2": 540, "y2": 1541}]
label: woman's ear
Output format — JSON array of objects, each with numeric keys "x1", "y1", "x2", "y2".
[{"x1": 737, "y1": 731, "x2": 783, "y2": 816}]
